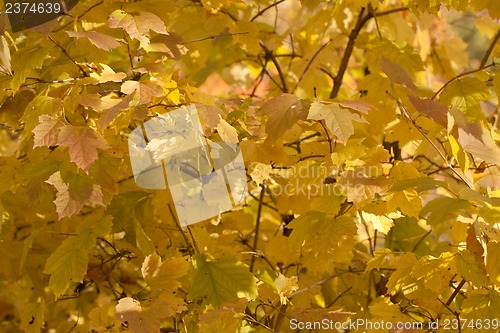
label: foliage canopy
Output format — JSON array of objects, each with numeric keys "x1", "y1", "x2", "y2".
[{"x1": 1, "y1": 0, "x2": 500, "y2": 332}]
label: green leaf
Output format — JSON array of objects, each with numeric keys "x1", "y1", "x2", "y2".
[{"x1": 188, "y1": 253, "x2": 258, "y2": 308}]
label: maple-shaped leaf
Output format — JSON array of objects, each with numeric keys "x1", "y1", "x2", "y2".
[
  {"x1": 408, "y1": 95, "x2": 448, "y2": 128},
  {"x1": 57, "y1": 125, "x2": 109, "y2": 172},
  {"x1": 97, "y1": 93, "x2": 135, "y2": 131},
  {"x1": 141, "y1": 252, "x2": 189, "y2": 292},
  {"x1": 46, "y1": 171, "x2": 103, "y2": 219},
  {"x1": 66, "y1": 31, "x2": 122, "y2": 51},
  {"x1": 89, "y1": 63, "x2": 127, "y2": 83},
  {"x1": 288, "y1": 212, "x2": 358, "y2": 256},
  {"x1": 188, "y1": 253, "x2": 258, "y2": 308},
  {"x1": 439, "y1": 76, "x2": 491, "y2": 117},
  {"x1": 108, "y1": 10, "x2": 168, "y2": 48},
  {"x1": 116, "y1": 295, "x2": 185, "y2": 333},
  {"x1": 121, "y1": 80, "x2": 163, "y2": 105},
  {"x1": 32, "y1": 115, "x2": 63, "y2": 148},
  {"x1": 258, "y1": 93, "x2": 308, "y2": 141},
  {"x1": 420, "y1": 197, "x2": 472, "y2": 236},
  {"x1": 457, "y1": 121, "x2": 500, "y2": 165},
  {"x1": 457, "y1": 250, "x2": 487, "y2": 287},
  {"x1": 20, "y1": 301, "x2": 44, "y2": 333},
  {"x1": 308, "y1": 101, "x2": 366, "y2": 143},
  {"x1": 462, "y1": 289, "x2": 500, "y2": 319},
  {"x1": 337, "y1": 168, "x2": 389, "y2": 205},
  {"x1": 44, "y1": 215, "x2": 112, "y2": 296}
]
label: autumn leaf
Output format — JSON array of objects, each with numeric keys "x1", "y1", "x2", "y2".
[
  {"x1": 57, "y1": 125, "x2": 109, "y2": 172},
  {"x1": 258, "y1": 93, "x2": 307, "y2": 141},
  {"x1": 121, "y1": 80, "x2": 163, "y2": 105},
  {"x1": 32, "y1": 115, "x2": 64, "y2": 148},
  {"x1": 308, "y1": 101, "x2": 366, "y2": 143},
  {"x1": 108, "y1": 10, "x2": 168, "y2": 48},
  {"x1": 188, "y1": 253, "x2": 258, "y2": 308},
  {"x1": 46, "y1": 171, "x2": 103, "y2": 219},
  {"x1": 43, "y1": 215, "x2": 112, "y2": 296},
  {"x1": 66, "y1": 31, "x2": 122, "y2": 51}
]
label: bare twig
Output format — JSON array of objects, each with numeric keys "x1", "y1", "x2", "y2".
[
  {"x1": 431, "y1": 62, "x2": 496, "y2": 100},
  {"x1": 250, "y1": 184, "x2": 266, "y2": 272},
  {"x1": 260, "y1": 42, "x2": 289, "y2": 93},
  {"x1": 250, "y1": 0, "x2": 286, "y2": 22},
  {"x1": 329, "y1": 7, "x2": 408, "y2": 99},
  {"x1": 292, "y1": 38, "x2": 332, "y2": 92},
  {"x1": 387, "y1": 91, "x2": 473, "y2": 188},
  {"x1": 181, "y1": 32, "x2": 249, "y2": 45},
  {"x1": 480, "y1": 28, "x2": 500, "y2": 68},
  {"x1": 48, "y1": 36, "x2": 88, "y2": 77}
]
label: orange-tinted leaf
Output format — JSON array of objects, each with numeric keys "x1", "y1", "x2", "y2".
[
  {"x1": 57, "y1": 125, "x2": 109, "y2": 172},
  {"x1": 32, "y1": 115, "x2": 63, "y2": 148}
]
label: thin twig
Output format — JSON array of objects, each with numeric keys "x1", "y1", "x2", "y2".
[
  {"x1": 480, "y1": 28, "x2": 500, "y2": 68},
  {"x1": 387, "y1": 91, "x2": 473, "y2": 188},
  {"x1": 250, "y1": 0, "x2": 286, "y2": 22},
  {"x1": 250, "y1": 184, "x2": 266, "y2": 272},
  {"x1": 54, "y1": 0, "x2": 104, "y2": 32},
  {"x1": 260, "y1": 42, "x2": 289, "y2": 93},
  {"x1": 292, "y1": 38, "x2": 332, "y2": 92},
  {"x1": 431, "y1": 62, "x2": 496, "y2": 100},
  {"x1": 446, "y1": 278, "x2": 466, "y2": 307},
  {"x1": 329, "y1": 7, "x2": 408, "y2": 99},
  {"x1": 48, "y1": 36, "x2": 88, "y2": 77},
  {"x1": 181, "y1": 32, "x2": 249, "y2": 45}
]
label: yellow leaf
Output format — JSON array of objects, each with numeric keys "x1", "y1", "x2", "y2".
[
  {"x1": 188, "y1": 253, "x2": 258, "y2": 308},
  {"x1": 45, "y1": 171, "x2": 103, "y2": 219},
  {"x1": 121, "y1": 80, "x2": 163, "y2": 105},
  {"x1": 20, "y1": 300, "x2": 44, "y2": 333},
  {"x1": 43, "y1": 215, "x2": 112, "y2": 296},
  {"x1": 308, "y1": 101, "x2": 366, "y2": 143},
  {"x1": 11, "y1": 46, "x2": 48, "y2": 92},
  {"x1": 486, "y1": 242, "x2": 500, "y2": 287},
  {"x1": 141, "y1": 252, "x2": 189, "y2": 292},
  {"x1": 108, "y1": 10, "x2": 168, "y2": 48},
  {"x1": 361, "y1": 211, "x2": 394, "y2": 235},
  {"x1": 216, "y1": 117, "x2": 239, "y2": 143}
]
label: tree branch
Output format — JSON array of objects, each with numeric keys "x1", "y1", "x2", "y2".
[
  {"x1": 329, "y1": 7, "x2": 408, "y2": 99},
  {"x1": 260, "y1": 42, "x2": 289, "y2": 93},
  {"x1": 48, "y1": 36, "x2": 88, "y2": 77}
]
